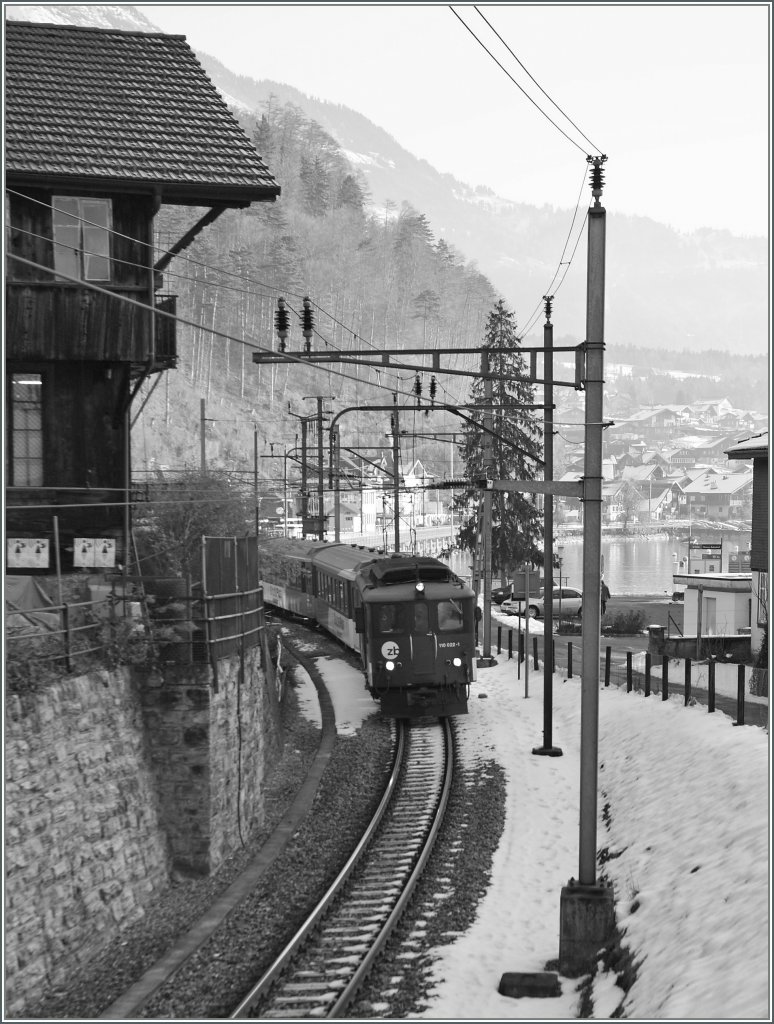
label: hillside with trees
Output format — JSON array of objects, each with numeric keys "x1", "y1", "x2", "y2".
[{"x1": 134, "y1": 99, "x2": 498, "y2": 489}]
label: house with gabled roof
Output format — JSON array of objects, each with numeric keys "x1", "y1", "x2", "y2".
[
  {"x1": 681, "y1": 469, "x2": 754, "y2": 522},
  {"x1": 5, "y1": 21, "x2": 280, "y2": 572}
]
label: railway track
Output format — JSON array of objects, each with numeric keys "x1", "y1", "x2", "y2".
[{"x1": 230, "y1": 716, "x2": 454, "y2": 1019}]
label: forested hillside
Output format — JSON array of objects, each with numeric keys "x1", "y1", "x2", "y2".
[{"x1": 134, "y1": 100, "x2": 498, "y2": 483}]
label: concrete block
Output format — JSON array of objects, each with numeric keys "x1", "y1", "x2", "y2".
[
  {"x1": 498, "y1": 971, "x2": 561, "y2": 998},
  {"x1": 559, "y1": 881, "x2": 615, "y2": 977}
]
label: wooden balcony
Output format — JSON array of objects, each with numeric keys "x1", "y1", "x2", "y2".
[{"x1": 6, "y1": 283, "x2": 177, "y2": 371}]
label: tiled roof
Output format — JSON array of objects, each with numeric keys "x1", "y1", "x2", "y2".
[{"x1": 5, "y1": 21, "x2": 280, "y2": 205}]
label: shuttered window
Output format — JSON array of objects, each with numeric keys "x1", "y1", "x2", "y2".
[{"x1": 52, "y1": 197, "x2": 111, "y2": 281}]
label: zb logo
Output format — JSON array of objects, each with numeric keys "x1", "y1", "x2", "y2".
[{"x1": 381, "y1": 641, "x2": 400, "y2": 659}]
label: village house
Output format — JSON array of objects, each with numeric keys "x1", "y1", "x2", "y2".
[{"x1": 681, "y1": 469, "x2": 754, "y2": 523}]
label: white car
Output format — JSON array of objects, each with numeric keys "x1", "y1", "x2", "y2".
[{"x1": 501, "y1": 587, "x2": 583, "y2": 619}]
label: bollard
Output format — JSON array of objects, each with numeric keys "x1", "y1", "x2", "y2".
[
  {"x1": 568, "y1": 642, "x2": 573, "y2": 679},
  {"x1": 533, "y1": 636, "x2": 539, "y2": 671},
  {"x1": 508, "y1": 630, "x2": 513, "y2": 660},
  {"x1": 708, "y1": 659, "x2": 715, "y2": 713},
  {"x1": 626, "y1": 651, "x2": 633, "y2": 692},
  {"x1": 604, "y1": 646, "x2": 611, "y2": 687},
  {"x1": 644, "y1": 652, "x2": 651, "y2": 697},
  {"x1": 684, "y1": 658, "x2": 692, "y2": 706},
  {"x1": 497, "y1": 625, "x2": 502, "y2": 654},
  {"x1": 734, "y1": 664, "x2": 745, "y2": 726},
  {"x1": 662, "y1": 655, "x2": 669, "y2": 700},
  {"x1": 519, "y1": 630, "x2": 525, "y2": 664}
]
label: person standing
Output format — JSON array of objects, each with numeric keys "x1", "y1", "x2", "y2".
[{"x1": 601, "y1": 579, "x2": 611, "y2": 615}]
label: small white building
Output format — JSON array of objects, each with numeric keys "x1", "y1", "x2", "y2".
[{"x1": 673, "y1": 572, "x2": 753, "y2": 640}]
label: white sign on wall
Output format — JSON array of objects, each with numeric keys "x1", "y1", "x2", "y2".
[
  {"x1": 74, "y1": 538, "x2": 116, "y2": 568},
  {"x1": 7, "y1": 539, "x2": 50, "y2": 569}
]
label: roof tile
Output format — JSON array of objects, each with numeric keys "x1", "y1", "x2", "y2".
[{"x1": 5, "y1": 21, "x2": 280, "y2": 203}]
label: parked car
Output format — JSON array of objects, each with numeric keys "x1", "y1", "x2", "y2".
[
  {"x1": 492, "y1": 585, "x2": 513, "y2": 605},
  {"x1": 501, "y1": 587, "x2": 583, "y2": 619}
]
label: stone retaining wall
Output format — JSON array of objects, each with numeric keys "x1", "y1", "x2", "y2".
[
  {"x1": 5, "y1": 635, "x2": 282, "y2": 1014},
  {"x1": 5, "y1": 669, "x2": 170, "y2": 1016}
]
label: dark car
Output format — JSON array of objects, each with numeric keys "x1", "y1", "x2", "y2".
[{"x1": 491, "y1": 585, "x2": 512, "y2": 605}]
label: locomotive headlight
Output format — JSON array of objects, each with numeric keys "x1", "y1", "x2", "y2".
[
  {"x1": 453, "y1": 657, "x2": 462, "y2": 667},
  {"x1": 415, "y1": 581, "x2": 425, "y2": 593},
  {"x1": 385, "y1": 660, "x2": 396, "y2": 671}
]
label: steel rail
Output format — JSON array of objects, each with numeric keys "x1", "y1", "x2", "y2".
[
  {"x1": 327, "y1": 716, "x2": 454, "y2": 1017},
  {"x1": 229, "y1": 719, "x2": 407, "y2": 1018}
]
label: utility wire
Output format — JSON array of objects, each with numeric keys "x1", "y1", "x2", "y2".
[
  {"x1": 449, "y1": 6, "x2": 589, "y2": 156},
  {"x1": 473, "y1": 5, "x2": 603, "y2": 155}
]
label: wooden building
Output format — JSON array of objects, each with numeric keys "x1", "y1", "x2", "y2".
[{"x1": 5, "y1": 21, "x2": 280, "y2": 571}]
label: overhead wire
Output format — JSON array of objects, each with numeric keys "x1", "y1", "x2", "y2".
[
  {"x1": 472, "y1": 5, "x2": 604, "y2": 156},
  {"x1": 448, "y1": 5, "x2": 590, "y2": 157}
]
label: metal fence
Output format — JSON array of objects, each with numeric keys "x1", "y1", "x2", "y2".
[
  {"x1": 5, "y1": 570, "x2": 266, "y2": 687},
  {"x1": 490, "y1": 622, "x2": 768, "y2": 726}
]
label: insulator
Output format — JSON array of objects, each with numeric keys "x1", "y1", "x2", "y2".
[
  {"x1": 414, "y1": 374, "x2": 422, "y2": 398},
  {"x1": 301, "y1": 296, "x2": 314, "y2": 346},
  {"x1": 588, "y1": 157, "x2": 606, "y2": 197},
  {"x1": 543, "y1": 296, "x2": 553, "y2": 323},
  {"x1": 429, "y1": 375, "x2": 437, "y2": 403},
  {"x1": 274, "y1": 297, "x2": 289, "y2": 345}
]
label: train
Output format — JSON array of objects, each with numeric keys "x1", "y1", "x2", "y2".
[{"x1": 257, "y1": 537, "x2": 476, "y2": 719}]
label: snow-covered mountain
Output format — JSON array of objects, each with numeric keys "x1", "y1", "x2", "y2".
[{"x1": 5, "y1": 4, "x2": 768, "y2": 357}]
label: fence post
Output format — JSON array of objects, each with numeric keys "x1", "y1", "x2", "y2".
[
  {"x1": 497, "y1": 625, "x2": 502, "y2": 654},
  {"x1": 708, "y1": 658, "x2": 715, "y2": 713},
  {"x1": 532, "y1": 636, "x2": 539, "y2": 671},
  {"x1": 551, "y1": 637, "x2": 555, "y2": 674},
  {"x1": 644, "y1": 652, "x2": 651, "y2": 697},
  {"x1": 626, "y1": 651, "x2": 633, "y2": 692},
  {"x1": 734, "y1": 664, "x2": 745, "y2": 726},
  {"x1": 568, "y1": 642, "x2": 573, "y2": 679},
  {"x1": 662, "y1": 655, "x2": 669, "y2": 700},
  {"x1": 519, "y1": 630, "x2": 524, "y2": 664},
  {"x1": 684, "y1": 658, "x2": 692, "y2": 706},
  {"x1": 508, "y1": 630, "x2": 512, "y2": 660},
  {"x1": 62, "y1": 603, "x2": 72, "y2": 673},
  {"x1": 604, "y1": 645, "x2": 611, "y2": 686}
]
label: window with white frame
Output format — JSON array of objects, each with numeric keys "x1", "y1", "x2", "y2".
[{"x1": 52, "y1": 197, "x2": 112, "y2": 281}]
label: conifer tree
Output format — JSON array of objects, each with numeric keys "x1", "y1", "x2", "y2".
[{"x1": 454, "y1": 299, "x2": 544, "y2": 577}]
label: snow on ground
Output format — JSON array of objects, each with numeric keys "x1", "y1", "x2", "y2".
[
  {"x1": 291, "y1": 630, "x2": 770, "y2": 1019},
  {"x1": 417, "y1": 659, "x2": 769, "y2": 1019}
]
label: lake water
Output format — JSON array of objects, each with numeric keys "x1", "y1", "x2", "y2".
[{"x1": 444, "y1": 531, "x2": 752, "y2": 597}]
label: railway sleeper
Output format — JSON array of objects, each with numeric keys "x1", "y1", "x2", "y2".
[{"x1": 279, "y1": 980, "x2": 348, "y2": 993}]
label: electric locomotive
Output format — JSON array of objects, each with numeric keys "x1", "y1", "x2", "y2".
[{"x1": 257, "y1": 538, "x2": 475, "y2": 719}]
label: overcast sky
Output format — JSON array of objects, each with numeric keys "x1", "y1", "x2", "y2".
[{"x1": 137, "y1": 2, "x2": 770, "y2": 238}]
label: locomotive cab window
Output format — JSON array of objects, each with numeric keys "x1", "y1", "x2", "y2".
[
  {"x1": 437, "y1": 599, "x2": 464, "y2": 632},
  {"x1": 376, "y1": 603, "x2": 405, "y2": 634}
]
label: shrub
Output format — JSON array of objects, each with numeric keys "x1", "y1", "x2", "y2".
[{"x1": 605, "y1": 610, "x2": 646, "y2": 636}]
